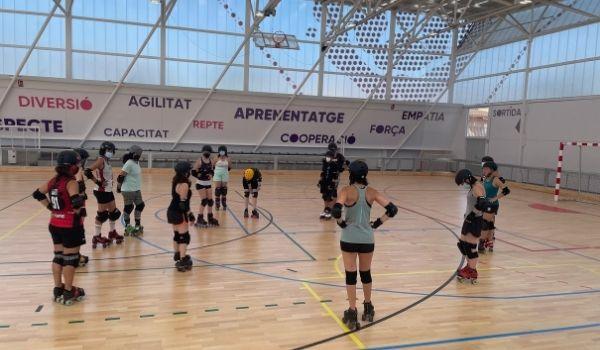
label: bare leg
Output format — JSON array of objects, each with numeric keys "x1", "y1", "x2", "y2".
[
  {"x1": 342, "y1": 251, "x2": 358, "y2": 310},
  {"x1": 358, "y1": 252, "x2": 374, "y2": 302}
]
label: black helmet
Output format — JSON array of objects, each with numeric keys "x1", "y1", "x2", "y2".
[
  {"x1": 57, "y1": 150, "x2": 81, "y2": 166},
  {"x1": 482, "y1": 161, "x2": 498, "y2": 172},
  {"x1": 73, "y1": 148, "x2": 89, "y2": 162},
  {"x1": 218, "y1": 145, "x2": 228, "y2": 156},
  {"x1": 328, "y1": 142, "x2": 338, "y2": 151},
  {"x1": 481, "y1": 156, "x2": 494, "y2": 166},
  {"x1": 455, "y1": 169, "x2": 475, "y2": 186},
  {"x1": 325, "y1": 150, "x2": 335, "y2": 158},
  {"x1": 349, "y1": 160, "x2": 368, "y2": 181},
  {"x1": 129, "y1": 145, "x2": 143, "y2": 157},
  {"x1": 99, "y1": 141, "x2": 116, "y2": 155},
  {"x1": 174, "y1": 161, "x2": 192, "y2": 176}
]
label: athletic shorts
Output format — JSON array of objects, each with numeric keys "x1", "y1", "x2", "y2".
[
  {"x1": 340, "y1": 241, "x2": 375, "y2": 253},
  {"x1": 242, "y1": 179, "x2": 260, "y2": 190},
  {"x1": 121, "y1": 190, "x2": 143, "y2": 205},
  {"x1": 213, "y1": 168, "x2": 229, "y2": 182},
  {"x1": 50, "y1": 224, "x2": 86, "y2": 248},
  {"x1": 93, "y1": 190, "x2": 115, "y2": 204},
  {"x1": 196, "y1": 180, "x2": 212, "y2": 190},
  {"x1": 461, "y1": 215, "x2": 483, "y2": 238},
  {"x1": 167, "y1": 209, "x2": 186, "y2": 225},
  {"x1": 320, "y1": 182, "x2": 338, "y2": 201}
]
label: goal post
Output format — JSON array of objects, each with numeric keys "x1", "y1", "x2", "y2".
[{"x1": 554, "y1": 141, "x2": 600, "y2": 202}]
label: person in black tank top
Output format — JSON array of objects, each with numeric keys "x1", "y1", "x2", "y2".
[
  {"x1": 168, "y1": 162, "x2": 195, "y2": 272},
  {"x1": 191, "y1": 145, "x2": 219, "y2": 228}
]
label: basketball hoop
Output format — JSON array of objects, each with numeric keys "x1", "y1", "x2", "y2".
[
  {"x1": 253, "y1": 31, "x2": 299, "y2": 50},
  {"x1": 273, "y1": 31, "x2": 286, "y2": 48}
]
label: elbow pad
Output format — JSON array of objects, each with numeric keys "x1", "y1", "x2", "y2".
[
  {"x1": 331, "y1": 203, "x2": 343, "y2": 219},
  {"x1": 502, "y1": 187, "x2": 510, "y2": 196},
  {"x1": 32, "y1": 189, "x2": 47, "y2": 201},
  {"x1": 191, "y1": 169, "x2": 199, "y2": 178},
  {"x1": 84, "y1": 168, "x2": 94, "y2": 180},
  {"x1": 70, "y1": 195, "x2": 85, "y2": 209},
  {"x1": 385, "y1": 202, "x2": 398, "y2": 218}
]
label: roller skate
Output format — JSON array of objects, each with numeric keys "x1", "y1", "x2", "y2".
[
  {"x1": 456, "y1": 266, "x2": 478, "y2": 284},
  {"x1": 486, "y1": 236, "x2": 495, "y2": 252},
  {"x1": 59, "y1": 286, "x2": 85, "y2": 305},
  {"x1": 124, "y1": 225, "x2": 136, "y2": 236},
  {"x1": 92, "y1": 234, "x2": 110, "y2": 249},
  {"x1": 173, "y1": 251, "x2": 181, "y2": 262},
  {"x1": 342, "y1": 308, "x2": 360, "y2": 330},
  {"x1": 134, "y1": 225, "x2": 144, "y2": 236},
  {"x1": 207, "y1": 214, "x2": 219, "y2": 227},
  {"x1": 251, "y1": 209, "x2": 259, "y2": 219},
  {"x1": 176, "y1": 255, "x2": 193, "y2": 272},
  {"x1": 108, "y1": 230, "x2": 124, "y2": 244},
  {"x1": 319, "y1": 209, "x2": 328, "y2": 220},
  {"x1": 478, "y1": 239, "x2": 487, "y2": 254},
  {"x1": 78, "y1": 254, "x2": 89, "y2": 267},
  {"x1": 195, "y1": 215, "x2": 208, "y2": 228},
  {"x1": 243, "y1": 209, "x2": 249, "y2": 218},
  {"x1": 53, "y1": 284, "x2": 64, "y2": 302},
  {"x1": 362, "y1": 301, "x2": 375, "y2": 322}
]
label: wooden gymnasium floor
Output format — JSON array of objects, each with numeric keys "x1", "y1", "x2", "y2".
[{"x1": 0, "y1": 168, "x2": 599, "y2": 350}]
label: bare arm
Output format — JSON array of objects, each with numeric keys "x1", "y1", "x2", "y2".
[
  {"x1": 492, "y1": 177, "x2": 508, "y2": 200},
  {"x1": 370, "y1": 188, "x2": 397, "y2": 228}
]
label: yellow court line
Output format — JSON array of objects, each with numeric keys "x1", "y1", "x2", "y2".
[
  {"x1": 0, "y1": 207, "x2": 45, "y2": 242},
  {"x1": 334, "y1": 254, "x2": 344, "y2": 278},
  {"x1": 302, "y1": 282, "x2": 366, "y2": 350}
]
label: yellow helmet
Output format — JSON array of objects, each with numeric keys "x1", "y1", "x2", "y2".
[{"x1": 244, "y1": 168, "x2": 254, "y2": 181}]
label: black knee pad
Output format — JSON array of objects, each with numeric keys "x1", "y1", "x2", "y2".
[
  {"x1": 345, "y1": 270, "x2": 358, "y2": 285},
  {"x1": 221, "y1": 187, "x2": 227, "y2": 196},
  {"x1": 62, "y1": 253, "x2": 80, "y2": 268},
  {"x1": 173, "y1": 231, "x2": 179, "y2": 242},
  {"x1": 214, "y1": 187, "x2": 221, "y2": 197},
  {"x1": 252, "y1": 191, "x2": 259, "y2": 198},
  {"x1": 109, "y1": 208, "x2": 121, "y2": 221},
  {"x1": 322, "y1": 194, "x2": 333, "y2": 201},
  {"x1": 201, "y1": 198, "x2": 209, "y2": 207},
  {"x1": 359, "y1": 270, "x2": 372, "y2": 284},
  {"x1": 176, "y1": 231, "x2": 190, "y2": 245},
  {"x1": 482, "y1": 220, "x2": 493, "y2": 231},
  {"x1": 123, "y1": 204, "x2": 134, "y2": 214},
  {"x1": 53, "y1": 251, "x2": 64, "y2": 265},
  {"x1": 96, "y1": 211, "x2": 109, "y2": 223},
  {"x1": 465, "y1": 241, "x2": 478, "y2": 259},
  {"x1": 244, "y1": 190, "x2": 250, "y2": 198},
  {"x1": 207, "y1": 199, "x2": 214, "y2": 207},
  {"x1": 135, "y1": 201, "x2": 145, "y2": 213},
  {"x1": 457, "y1": 241, "x2": 467, "y2": 256}
]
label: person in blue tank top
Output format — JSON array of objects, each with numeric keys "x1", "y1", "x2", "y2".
[
  {"x1": 479, "y1": 160, "x2": 510, "y2": 253},
  {"x1": 331, "y1": 160, "x2": 398, "y2": 330}
]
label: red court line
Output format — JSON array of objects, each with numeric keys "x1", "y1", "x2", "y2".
[{"x1": 496, "y1": 238, "x2": 600, "y2": 252}]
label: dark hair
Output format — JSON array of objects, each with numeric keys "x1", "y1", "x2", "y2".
[
  {"x1": 349, "y1": 173, "x2": 368, "y2": 186},
  {"x1": 55, "y1": 165, "x2": 73, "y2": 178},
  {"x1": 172, "y1": 174, "x2": 190, "y2": 186}
]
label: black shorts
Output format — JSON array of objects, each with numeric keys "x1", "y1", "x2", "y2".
[
  {"x1": 49, "y1": 225, "x2": 86, "y2": 248},
  {"x1": 320, "y1": 183, "x2": 338, "y2": 201},
  {"x1": 242, "y1": 179, "x2": 260, "y2": 190},
  {"x1": 461, "y1": 215, "x2": 483, "y2": 238},
  {"x1": 167, "y1": 209, "x2": 186, "y2": 225},
  {"x1": 340, "y1": 241, "x2": 375, "y2": 253},
  {"x1": 93, "y1": 191, "x2": 115, "y2": 204}
]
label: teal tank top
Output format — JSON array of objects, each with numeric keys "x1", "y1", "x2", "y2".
[
  {"x1": 483, "y1": 177, "x2": 499, "y2": 204},
  {"x1": 341, "y1": 186, "x2": 374, "y2": 244}
]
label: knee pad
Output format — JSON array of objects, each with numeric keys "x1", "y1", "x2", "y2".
[
  {"x1": 201, "y1": 198, "x2": 209, "y2": 207},
  {"x1": 62, "y1": 253, "x2": 80, "y2": 268},
  {"x1": 176, "y1": 231, "x2": 190, "y2": 245},
  {"x1": 108, "y1": 208, "x2": 121, "y2": 221},
  {"x1": 96, "y1": 211, "x2": 109, "y2": 223},
  {"x1": 214, "y1": 187, "x2": 221, "y2": 197},
  {"x1": 482, "y1": 220, "x2": 493, "y2": 231},
  {"x1": 457, "y1": 241, "x2": 468, "y2": 256},
  {"x1": 123, "y1": 204, "x2": 134, "y2": 214},
  {"x1": 322, "y1": 193, "x2": 333, "y2": 201},
  {"x1": 135, "y1": 201, "x2": 145, "y2": 213},
  {"x1": 221, "y1": 187, "x2": 227, "y2": 196},
  {"x1": 345, "y1": 270, "x2": 358, "y2": 285},
  {"x1": 252, "y1": 191, "x2": 259, "y2": 198},
  {"x1": 173, "y1": 231, "x2": 179, "y2": 242},
  {"x1": 207, "y1": 199, "x2": 214, "y2": 207},
  {"x1": 359, "y1": 270, "x2": 372, "y2": 284},
  {"x1": 244, "y1": 190, "x2": 250, "y2": 198},
  {"x1": 53, "y1": 251, "x2": 64, "y2": 265},
  {"x1": 465, "y1": 241, "x2": 478, "y2": 259}
]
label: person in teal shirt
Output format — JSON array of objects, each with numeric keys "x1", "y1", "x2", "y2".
[
  {"x1": 479, "y1": 160, "x2": 510, "y2": 253},
  {"x1": 332, "y1": 160, "x2": 397, "y2": 330},
  {"x1": 117, "y1": 145, "x2": 145, "y2": 236}
]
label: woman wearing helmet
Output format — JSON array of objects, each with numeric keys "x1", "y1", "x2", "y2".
[
  {"x1": 479, "y1": 161, "x2": 510, "y2": 253},
  {"x1": 32, "y1": 150, "x2": 87, "y2": 305},
  {"x1": 242, "y1": 167, "x2": 262, "y2": 218},
  {"x1": 191, "y1": 145, "x2": 219, "y2": 227},
  {"x1": 72, "y1": 148, "x2": 90, "y2": 267},
  {"x1": 332, "y1": 160, "x2": 398, "y2": 329},
  {"x1": 167, "y1": 162, "x2": 195, "y2": 272},
  {"x1": 454, "y1": 168, "x2": 498, "y2": 283},
  {"x1": 117, "y1": 145, "x2": 145, "y2": 236},
  {"x1": 84, "y1": 141, "x2": 123, "y2": 248},
  {"x1": 213, "y1": 145, "x2": 231, "y2": 211}
]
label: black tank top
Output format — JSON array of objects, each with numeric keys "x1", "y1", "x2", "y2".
[
  {"x1": 168, "y1": 181, "x2": 191, "y2": 211},
  {"x1": 197, "y1": 158, "x2": 213, "y2": 181}
]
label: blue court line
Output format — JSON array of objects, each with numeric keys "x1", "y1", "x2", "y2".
[
  {"x1": 226, "y1": 206, "x2": 250, "y2": 235},
  {"x1": 368, "y1": 322, "x2": 600, "y2": 349},
  {"x1": 268, "y1": 218, "x2": 317, "y2": 261}
]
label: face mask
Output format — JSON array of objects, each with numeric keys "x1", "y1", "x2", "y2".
[
  {"x1": 463, "y1": 183, "x2": 471, "y2": 190},
  {"x1": 325, "y1": 157, "x2": 332, "y2": 162},
  {"x1": 105, "y1": 151, "x2": 113, "y2": 159},
  {"x1": 203, "y1": 152, "x2": 210, "y2": 158},
  {"x1": 219, "y1": 151, "x2": 225, "y2": 156}
]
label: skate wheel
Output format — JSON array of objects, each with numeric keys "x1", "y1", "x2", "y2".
[
  {"x1": 471, "y1": 279, "x2": 478, "y2": 285},
  {"x1": 92, "y1": 244, "x2": 97, "y2": 249},
  {"x1": 124, "y1": 232, "x2": 129, "y2": 237}
]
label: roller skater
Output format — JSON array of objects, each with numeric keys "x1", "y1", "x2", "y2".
[
  {"x1": 84, "y1": 141, "x2": 123, "y2": 247},
  {"x1": 167, "y1": 162, "x2": 195, "y2": 272},
  {"x1": 318, "y1": 142, "x2": 347, "y2": 219},
  {"x1": 479, "y1": 160, "x2": 509, "y2": 253},
  {"x1": 33, "y1": 150, "x2": 87, "y2": 305},
  {"x1": 117, "y1": 145, "x2": 145, "y2": 237},
  {"x1": 213, "y1": 145, "x2": 231, "y2": 212},
  {"x1": 192, "y1": 145, "x2": 219, "y2": 228},
  {"x1": 242, "y1": 168, "x2": 262, "y2": 219},
  {"x1": 455, "y1": 169, "x2": 498, "y2": 284},
  {"x1": 73, "y1": 148, "x2": 90, "y2": 267},
  {"x1": 333, "y1": 160, "x2": 397, "y2": 326}
]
